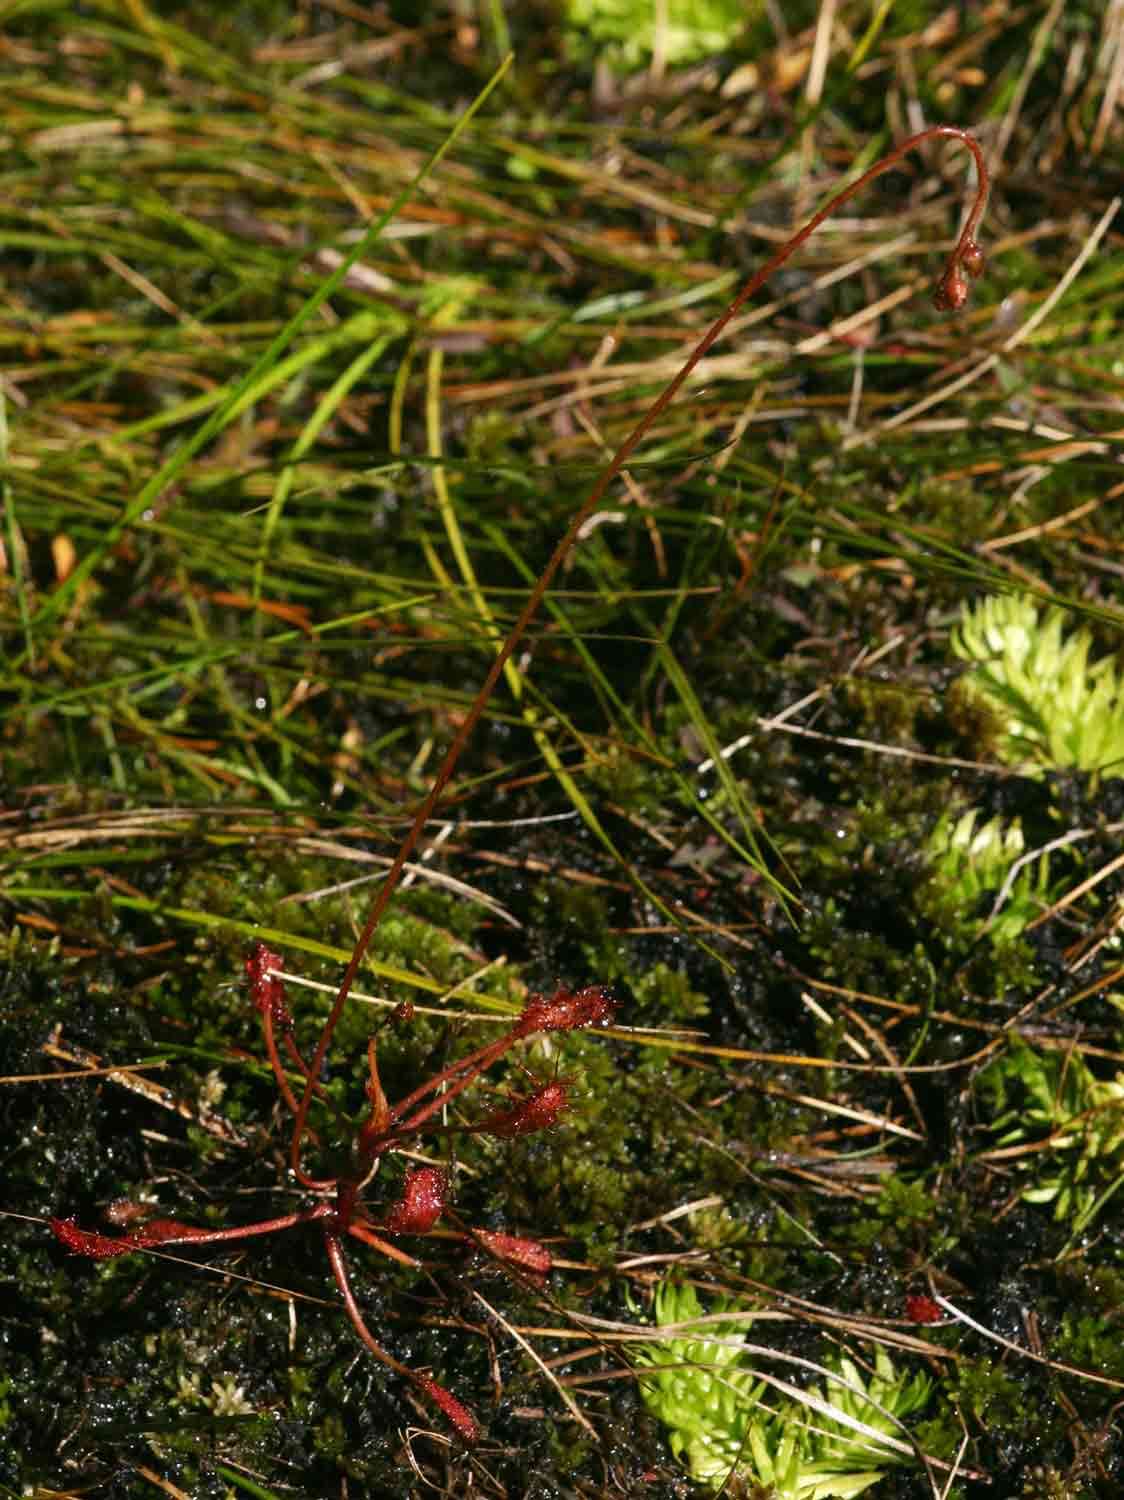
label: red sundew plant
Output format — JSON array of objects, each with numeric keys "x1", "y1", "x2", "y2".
[
  {"x1": 52, "y1": 947, "x2": 613, "y2": 1442},
  {"x1": 50, "y1": 124, "x2": 989, "y2": 1441}
]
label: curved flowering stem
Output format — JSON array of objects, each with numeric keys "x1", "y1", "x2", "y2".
[
  {"x1": 289, "y1": 125, "x2": 990, "y2": 1184},
  {"x1": 53, "y1": 130, "x2": 990, "y2": 1447}
]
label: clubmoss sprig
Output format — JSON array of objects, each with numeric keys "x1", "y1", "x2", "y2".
[
  {"x1": 978, "y1": 1034, "x2": 1124, "y2": 1239},
  {"x1": 953, "y1": 595, "x2": 1124, "y2": 776},
  {"x1": 923, "y1": 808, "x2": 1050, "y2": 945},
  {"x1": 634, "y1": 1279, "x2": 932, "y2": 1496}
]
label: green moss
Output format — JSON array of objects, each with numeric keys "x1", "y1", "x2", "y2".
[
  {"x1": 840, "y1": 677, "x2": 924, "y2": 743},
  {"x1": 874, "y1": 1174, "x2": 937, "y2": 1230},
  {"x1": 630, "y1": 962, "x2": 710, "y2": 1023},
  {"x1": 951, "y1": 1359, "x2": 1059, "y2": 1447},
  {"x1": 564, "y1": 0, "x2": 748, "y2": 71},
  {"x1": 1057, "y1": 1314, "x2": 1124, "y2": 1384}
]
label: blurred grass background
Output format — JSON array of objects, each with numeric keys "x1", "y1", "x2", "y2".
[{"x1": 2, "y1": 1, "x2": 1124, "y2": 1496}]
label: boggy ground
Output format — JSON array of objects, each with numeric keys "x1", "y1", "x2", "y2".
[{"x1": 2, "y1": 2, "x2": 1124, "y2": 1496}]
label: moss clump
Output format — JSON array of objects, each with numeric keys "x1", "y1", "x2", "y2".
[{"x1": 564, "y1": 0, "x2": 748, "y2": 71}]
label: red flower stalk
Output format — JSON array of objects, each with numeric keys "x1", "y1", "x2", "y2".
[
  {"x1": 52, "y1": 126, "x2": 989, "y2": 1443},
  {"x1": 288, "y1": 124, "x2": 989, "y2": 1199}
]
